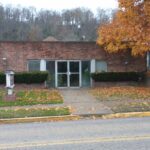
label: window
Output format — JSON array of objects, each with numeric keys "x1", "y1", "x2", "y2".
[
  {"x1": 96, "y1": 60, "x2": 107, "y2": 72},
  {"x1": 28, "y1": 60, "x2": 40, "y2": 71},
  {"x1": 46, "y1": 61, "x2": 55, "y2": 87},
  {"x1": 82, "y1": 61, "x2": 91, "y2": 87}
]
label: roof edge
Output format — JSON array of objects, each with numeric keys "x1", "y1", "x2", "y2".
[{"x1": 0, "y1": 41, "x2": 97, "y2": 44}]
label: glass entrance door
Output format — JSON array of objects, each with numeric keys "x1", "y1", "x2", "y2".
[
  {"x1": 69, "y1": 61, "x2": 80, "y2": 87},
  {"x1": 57, "y1": 61, "x2": 80, "y2": 88}
]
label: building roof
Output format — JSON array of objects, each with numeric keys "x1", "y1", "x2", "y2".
[{"x1": 43, "y1": 36, "x2": 58, "y2": 41}]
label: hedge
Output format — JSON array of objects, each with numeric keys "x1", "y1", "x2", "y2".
[
  {"x1": 91, "y1": 72, "x2": 145, "y2": 82},
  {"x1": 0, "y1": 71, "x2": 49, "y2": 84}
]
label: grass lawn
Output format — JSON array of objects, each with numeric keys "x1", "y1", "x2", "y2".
[
  {"x1": 91, "y1": 86, "x2": 150, "y2": 113},
  {"x1": 0, "y1": 107, "x2": 70, "y2": 119},
  {"x1": 0, "y1": 89, "x2": 63, "y2": 107},
  {"x1": 112, "y1": 102, "x2": 150, "y2": 113}
]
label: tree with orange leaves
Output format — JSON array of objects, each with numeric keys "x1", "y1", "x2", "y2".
[{"x1": 97, "y1": 0, "x2": 150, "y2": 56}]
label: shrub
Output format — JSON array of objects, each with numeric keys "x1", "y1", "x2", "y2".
[
  {"x1": 15, "y1": 71, "x2": 49, "y2": 84},
  {"x1": 91, "y1": 72, "x2": 145, "y2": 82},
  {"x1": 0, "y1": 71, "x2": 49, "y2": 84}
]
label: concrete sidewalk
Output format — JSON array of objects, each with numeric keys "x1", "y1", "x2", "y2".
[
  {"x1": 0, "y1": 89, "x2": 113, "y2": 116},
  {"x1": 60, "y1": 89, "x2": 113, "y2": 115}
]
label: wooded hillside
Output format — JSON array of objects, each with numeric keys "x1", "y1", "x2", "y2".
[{"x1": 0, "y1": 5, "x2": 115, "y2": 41}]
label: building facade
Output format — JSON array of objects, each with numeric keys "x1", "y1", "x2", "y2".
[{"x1": 0, "y1": 41, "x2": 146, "y2": 88}]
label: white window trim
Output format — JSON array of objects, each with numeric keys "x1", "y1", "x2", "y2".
[
  {"x1": 40, "y1": 59, "x2": 46, "y2": 71},
  {"x1": 91, "y1": 59, "x2": 96, "y2": 73}
]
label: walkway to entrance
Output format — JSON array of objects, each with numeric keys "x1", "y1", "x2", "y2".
[{"x1": 60, "y1": 89, "x2": 113, "y2": 115}]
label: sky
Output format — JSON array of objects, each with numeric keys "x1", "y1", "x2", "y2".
[{"x1": 0, "y1": 0, "x2": 118, "y2": 13}]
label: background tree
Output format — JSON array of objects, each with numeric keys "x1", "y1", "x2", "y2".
[
  {"x1": 0, "y1": 5, "x2": 114, "y2": 41},
  {"x1": 97, "y1": 0, "x2": 150, "y2": 56}
]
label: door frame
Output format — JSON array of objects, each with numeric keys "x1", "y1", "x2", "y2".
[{"x1": 55, "y1": 60, "x2": 81, "y2": 88}]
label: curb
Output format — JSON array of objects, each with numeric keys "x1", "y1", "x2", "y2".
[
  {"x1": 0, "y1": 115, "x2": 80, "y2": 124},
  {"x1": 0, "y1": 112, "x2": 150, "y2": 124},
  {"x1": 101, "y1": 112, "x2": 150, "y2": 119}
]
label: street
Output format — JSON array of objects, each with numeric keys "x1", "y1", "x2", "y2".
[{"x1": 0, "y1": 117, "x2": 150, "y2": 150}]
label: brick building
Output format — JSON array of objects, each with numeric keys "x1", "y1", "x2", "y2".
[{"x1": 0, "y1": 41, "x2": 146, "y2": 88}]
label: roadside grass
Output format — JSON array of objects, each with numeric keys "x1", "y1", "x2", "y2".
[
  {"x1": 0, "y1": 89, "x2": 63, "y2": 107},
  {"x1": 112, "y1": 102, "x2": 150, "y2": 113},
  {"x1": 91, "y1": 87, "x2": 150, "y2": 101},
  {"x1": 90, "y1": 87, "x2": 150, "y2": 113},
  {"x1": 0, "y1": 107, "x2": 70, "y2": 119}
]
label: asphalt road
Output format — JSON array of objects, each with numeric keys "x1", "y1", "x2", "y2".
[{"x1": 0, "y1": 117, "x2": 150, "y2": 150}]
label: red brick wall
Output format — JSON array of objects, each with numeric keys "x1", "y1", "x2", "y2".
[{"x1": 0, "y1": 41, "x2": 146, "y2": 72}]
